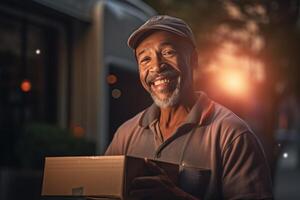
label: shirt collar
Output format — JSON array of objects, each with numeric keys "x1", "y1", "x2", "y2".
[{"x1": 139, "y1": 92, "x2": 215, "y2": 127}]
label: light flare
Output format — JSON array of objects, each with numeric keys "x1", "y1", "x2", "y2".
[{"x1": 217, "y1": 69, "x2": 250, "y2": 97}]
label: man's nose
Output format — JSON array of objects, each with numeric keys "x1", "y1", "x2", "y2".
[{"x1": 151, "y1": 54, "x2": 166, "y2": 73}]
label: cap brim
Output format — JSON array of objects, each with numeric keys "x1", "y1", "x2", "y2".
[{"x1": 127, "y1": 24, "x2": 188, "y2": 49}]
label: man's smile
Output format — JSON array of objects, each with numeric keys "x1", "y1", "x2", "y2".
[
  {"x1": 152, "y1": 78, "x2": 170, "y2": 86},
  {"x1": 150, "y1": 75, "x2": 178, "y2": 94},
  {"x1": 147, "y1": 70, "x2": 179, "y2": 96}
]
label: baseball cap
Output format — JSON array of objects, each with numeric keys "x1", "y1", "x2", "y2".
[{"x1": 127, "y1": 15, "x2": 197, "y2": 49}]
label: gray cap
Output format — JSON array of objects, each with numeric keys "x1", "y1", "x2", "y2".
[{"x1": 128, "y1": 15, "x2": 197, "y2": 49}]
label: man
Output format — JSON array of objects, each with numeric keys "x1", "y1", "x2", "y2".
[{"x1": 105, "y1": 15, "x2": 273, "y2": 200}]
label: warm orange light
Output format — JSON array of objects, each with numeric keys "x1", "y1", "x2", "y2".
[
  {"x1": 20, "y1": 79, "x2": 32, "y2": 92},
  {"x1": 218, "y1": 70, "x2": 249, "y2": 97},
  {"x1": 73, "y1": 125, "x2": 85, "y2": 138},
  {"x1": 106, "y1": 74, "x2": 117, "y2": 85}
]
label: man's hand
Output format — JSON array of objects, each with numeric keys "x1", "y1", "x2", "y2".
[{"x1": 129, "y1": 158, "x2": 199, "y2": 200}]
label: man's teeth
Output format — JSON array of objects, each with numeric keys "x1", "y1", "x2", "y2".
[{"x1": 153, "y1": 78, "x2": 170, "y2": 86}]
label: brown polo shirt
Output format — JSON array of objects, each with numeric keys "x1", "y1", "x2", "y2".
[{"x1": 105, "y1": 93, "x2": 273, "y2": 200}]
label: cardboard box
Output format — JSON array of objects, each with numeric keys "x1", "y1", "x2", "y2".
[{"x1": 41, "y1": 155, "x2": 179, "y2": 199}]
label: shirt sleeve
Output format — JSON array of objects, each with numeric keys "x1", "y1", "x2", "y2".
[
  {"x1": 221, "y1": 132, "x2": 273, "y2": 200},
  {"x1": 105, "y1": 127, "x2": 126, "y2": 155}
]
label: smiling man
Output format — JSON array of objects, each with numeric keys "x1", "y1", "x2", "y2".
[{"x1": 105, "y1": 15, "x2": 273, "y2": 200}]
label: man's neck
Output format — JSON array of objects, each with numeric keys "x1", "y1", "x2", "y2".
[{"x1": 159, "y1": 94, "x2": 196, "y2": 140}]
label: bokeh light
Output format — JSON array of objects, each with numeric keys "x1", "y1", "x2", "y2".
[
  {"x1": 35, "y1": 49, "x2": 41, "y2": 55},
  {"x1": 72, "y1": 125, "x2": 85, "y2": 138},
  {"x1": 106, "y1": 74, "x2": 118, "y2": 85},
  {"x1": 20, "y1": 79, "x2": 32, "y2": 92},
  {"x1": 112, "y1": 89, "x2": 122, "y2": 99}
]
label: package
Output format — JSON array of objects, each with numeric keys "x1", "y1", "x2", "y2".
[{"x1": 42, "y1": 155, "x2": 179, "y2": 199}]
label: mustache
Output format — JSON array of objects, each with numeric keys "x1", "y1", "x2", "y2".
[{"x1": 146, "y1": 69, "x2": 179, "y2": 85}]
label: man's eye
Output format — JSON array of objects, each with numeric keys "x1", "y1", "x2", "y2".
[
  {"x1": 162, "y1": 49, "x2": 176, "y2": 57},
  {"x1": 140, "y1": 57, "x2": 151, "y2": 64}
]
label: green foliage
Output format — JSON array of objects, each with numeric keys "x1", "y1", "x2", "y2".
[{"x1": 15, "y1": 123, "x2": 95, "y2": 169}]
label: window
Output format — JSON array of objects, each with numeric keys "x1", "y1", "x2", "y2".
[{"x1": 0, "y1": 12, "x2": 58, "y2": 166}]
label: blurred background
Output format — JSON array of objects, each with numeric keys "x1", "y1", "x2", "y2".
[{"x1": 0, "y1": 0, "x2": 299, "y2": 199}]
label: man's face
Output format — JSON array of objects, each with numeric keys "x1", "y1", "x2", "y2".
[{"x1": 135, "y1": 31, "x2": 194, "y2": 108}]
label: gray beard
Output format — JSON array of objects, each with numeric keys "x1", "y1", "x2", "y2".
[{"x1": 150, "y1": 78, "x2": 181, "y2": 108}]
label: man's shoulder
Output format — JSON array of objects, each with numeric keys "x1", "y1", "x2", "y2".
[
  {"x1": 105, "y1": 109, "x2": 148, "y2": 155},
  {"x1": 212, "y1": 102, "x2": 251, "y2": 132},
  {"x1": 209, "y1": 102, "x2": 257, "y2": 147}
]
